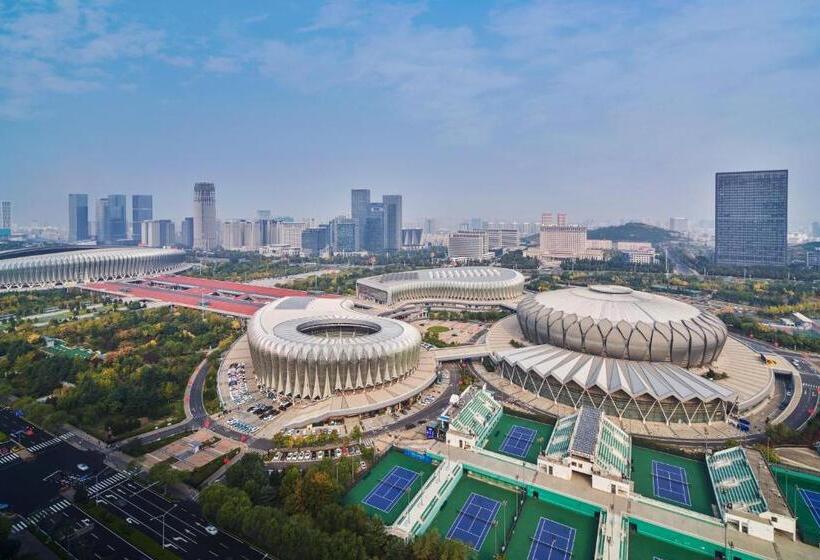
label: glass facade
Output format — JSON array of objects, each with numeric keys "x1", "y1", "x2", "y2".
[{"x1": 715, "y1": 170, "x2": 788, "y2": 267}]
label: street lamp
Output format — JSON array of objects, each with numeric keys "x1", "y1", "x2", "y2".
[{"x1": 151, "y1": 503, "x2": 178, "y2": 549}]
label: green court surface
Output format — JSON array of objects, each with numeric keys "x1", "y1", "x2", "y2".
[
  {"x1": 632, "y1": 445, "x2": 717, "y2": 516},
  {"x1": 343, "y1": 448, "x2": 438, "y2": 524},
  {"x1": 505, "y1": 493, "x2": 599, "y2": 560},
  {"x1": 627, "y1": 518, "x2": 759, "y2": 560},
  {"x1": 42, "y1": 342, "x2": 96, "y2": 360},
  {"x1": 770, "y1": 464, "x2": 820, "y2": 546},
  {"x1": 427, "y1": 472, "x2": 520, "y2": 560},
  {"x1": 481, "y1": 413, "x2": 553, "y2": 464},
  {"x1": 628, "y1": 525, "x2": 720, "y2": 560}
]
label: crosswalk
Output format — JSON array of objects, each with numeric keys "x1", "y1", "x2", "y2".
[
  {"x1": 25, "y1": 433, "x2": 73, "y2": 453},
  {"x1": 87, "y1": 471, "x2": 130, "y2": 495},
  {"x1": 0, "y1": 452, "x2": 20, "y2": 465},
  {"x1": 11, "y1": 499, "x2": 71, "y2": 534}
]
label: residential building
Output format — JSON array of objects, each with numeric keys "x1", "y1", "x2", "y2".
[
  {"x1": 180, "y1": 217, "x2": 194, "y2": 248},
  {"x1": 715, "y1": 170, "x2": 788, "y2": 267},
  {"x1": 193, "y1": 182, "x2": 217, "y2": 251},
  {"x1": 556, "y1": 213, "x2": 567, "y2": 227},
  {"x1": 448, "y1": 230, "x2": 491, "y2": 261},
  {"x1": 68, "y1": 194, "x2": 89, "y2": 242},
  {"x1": 131, "y1": 194, "x2": 153, "y2": 242},
  {"x1": 221, "y1": 219, "x2": 256, "y2": 251},
  {"x1": 1, "y1": 201, "x2": 10, "y2": 230},
  {"x1": 541, "y1": 213, "x2": 553, "y2": 227},
  {"x1": 273, "y1": 221, "x2": 306, "y2": 249},
  {"x1": 140, "y1": 219, "x2": 175, "y2": 247}
]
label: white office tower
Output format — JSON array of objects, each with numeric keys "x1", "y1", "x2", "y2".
[
  {"x1": 448, "y1": 230, "x2": 491, "y2": 261},
  {"x1": 193, "y1": 182, "x2": 217, "y2": 250}
]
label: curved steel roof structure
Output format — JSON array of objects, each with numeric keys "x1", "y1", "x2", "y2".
[
  {"x1": 247, "y1": 297, "x2": 421, "y2": 399},
  {"x1": 0, "y1": 247, "x2": 186, "y2": 291},
  {"x1": 517, "y1": 285, "x2": 727, "y2": 368},
  {"x1": 356, "y1": 266, "x2": 525, "y2": 305}
]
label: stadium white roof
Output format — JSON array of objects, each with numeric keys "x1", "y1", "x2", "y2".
[{"x1": 495, "y1": 343, "x2": 736, "y2": 403}]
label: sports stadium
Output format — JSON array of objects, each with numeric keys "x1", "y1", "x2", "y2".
[
  {"x1": 247, "y1": 297, "x2": 422, "y2": 399},
  {"x1": 356, "y1": 266, "x2": 525, "y2": 306},
  {"x1": 0, "y1": 246, "x2": 186, "y2": 291},
  {"x1": 494, "y1": 285, "x2": 743, "y2": 424}
]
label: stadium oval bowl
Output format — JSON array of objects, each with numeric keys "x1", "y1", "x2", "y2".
[
  {"x1": 0, "y1": 246, "x2": 187, "y2": 291},
  {"x1": 247, "y1": 297, "x2": 422, "y2": 399}
]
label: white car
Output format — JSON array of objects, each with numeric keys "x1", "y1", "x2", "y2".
[{"x1": 205, "y1": 525, "x2": 218, "y2": 536}]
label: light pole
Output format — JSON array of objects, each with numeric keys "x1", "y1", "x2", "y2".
[{"x1": 151, "y1": 503, "x2": 177, "y2": 549}]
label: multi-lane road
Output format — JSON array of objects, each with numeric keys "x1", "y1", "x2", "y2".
[{"x1": 1, "y1": 408, "x2": 266, "y2": 560}]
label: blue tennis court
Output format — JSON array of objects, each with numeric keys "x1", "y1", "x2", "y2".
[
  {"x1": 652, "y1": 460, "x2": 691, "y2": 507},
  {"x1": 446, "y1": 492, "x2": 501, "y2": 551},
  {"x1": 799, "y1": 488, "x2": 820, "y2": 527},
  {"x1": 527, "y1": 516, "x2": 576, "y2": 560},
  {"x1": 362, "y1": 465, "x2": 419, "y2": 513},
  {"x1": 499, "y1": 425, "x2": 537, "y2": 458}
]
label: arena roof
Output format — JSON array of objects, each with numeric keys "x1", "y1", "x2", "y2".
[{"x1": 495, "y1": 343, "x2": 736, "y2": 403}]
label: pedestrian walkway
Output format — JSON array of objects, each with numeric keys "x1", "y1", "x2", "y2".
[
  {"x1": 87, "y1": 471, "x2": 130, "y2": 495},
  {"x1": 25, "y1": 433, "x2": 73, "y2": 453},
  {"x1": 0, "y1": 451, "x2": 20, "y2": 465},
  {"x1": 11, "y1": 499, "x2": 71, "y2": 534}
]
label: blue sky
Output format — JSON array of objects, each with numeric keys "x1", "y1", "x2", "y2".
[{"x1": 1, "y1": 0, "x2": 818, "y2": 228}]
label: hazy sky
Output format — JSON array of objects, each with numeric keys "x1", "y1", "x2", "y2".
[{"x1": 1, "y1": 0, "x2": 818, "y2": 228}]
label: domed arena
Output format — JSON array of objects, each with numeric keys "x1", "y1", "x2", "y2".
[
  {"x1": 495, "y1": 285, "x2": 740, "y2": 425},
  {"x1": 247, "y1": 297, "x2": 422, "y2": 399}
]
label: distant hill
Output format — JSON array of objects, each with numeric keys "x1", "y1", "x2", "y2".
[{"x1": 588, "y1": 222, "x2": 675, "y2": 244}]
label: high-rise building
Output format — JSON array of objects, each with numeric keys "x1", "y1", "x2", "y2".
[
  {"x1": 1, "y1": 200, "x2": 11, "y2": 232},
  {"x1": 96, "y1": 194, "x2": 127, "y2": 243},
  {"x1": 669, "y1": 217, "x2": 689, "y2": 233},
  {"x1": 486, "y1": 227, "x2": 520, "y2": 250},
  {"x1": 257, "y1": 210, "x2": 271, "y2": 221},
  {"x1": 541, "y1": 213, "x2": 553, "y2": 227},
  {"x1": 273, "y1": 221, "x2": 307, "y2": 249},
  {"x1": 382, "y1": 194, "x2": 402, "y2": 251},
  {"x1": 193, "y1": 182, "x2": 217, "y2": 251},
  {"x1": 812, "y1": 221, "x2": 820, "y2": 238},
  {"x1": 715, "y1": 170, "x2": 788, "y2": 267},
  {"x1": 221, "y1": 219, "x2": 257, "y2": 251},
  {"x1": 131, "y1": 195, "x2": 153, "y2": 242},
  {"x1": 180, "y1": 217, "x2": 194, "y2": 248},
  {"x1": 423, "y1": 218, "x2": 436, "y2": 234},
  {"x1": 468, "y1": 217, "x2": 484, "y2": 231},
  {"x1": 447, "y1": 231, "x2": 490, "y2": 261},
  {"x1": 330, "y1": 217, "x2": 357, "y2": 252},
  {"x1": 301, "y1": 225, "x2": 331, "y2": 256},
  {"x1": 140, "y1": 219, "x2": 175, "y2": 247},
  {"x1": 351, "y1": 188, "x2": 371, "y2": 250},
  {"x1": 556, "y1": 213, "x2": 567, "y2": 227},
  {"x1": 364, "y1": 203, "x2": 385, "y2": 253},
  {"x1": 68, "y1": 194, "x2": 89, "y2": 242},
  {"x1": 540, "y1": 225, "x2": 587, "y2": 259}
]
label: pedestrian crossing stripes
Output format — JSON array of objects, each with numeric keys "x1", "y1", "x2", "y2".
[
  {"x1": 0, "y1": 452, "x2": 19, "y2": 465},
  {"x1": 87, "y1": 471, "x2": 129, "y2": 495},
  {"x1": 25, "y1": 433, "x2": 73, "y2": 453},
  {"x1": 11, "y1": 499, "x2": 71, "y2": 533}
]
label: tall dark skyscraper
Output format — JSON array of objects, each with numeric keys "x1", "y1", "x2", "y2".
[
  {"x1": 131, "y1": 194, "x2": 153, "y2": 242},
  {"x1": 715, "y1": 170, "x2": 788, "y2": 267},
  {"x1": 68, "y1": 194, "x2": 89, "y2": 242},
  {"x1": 382, "y1": 194, "x2": 402, "y2": 252},
  {"x1": 96, "y1": 194, "x2": 127, "y2": 243},
  {"x1": 364, "y1": 203, "x2": 385, "y2": 253},
  {"x1": 351, "y1": 188, "x2": 371, "y2": 251}
]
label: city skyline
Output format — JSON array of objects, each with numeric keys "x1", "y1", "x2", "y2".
[{"x1": 1, "y1": 1, "x2": 819, "y2": 228}]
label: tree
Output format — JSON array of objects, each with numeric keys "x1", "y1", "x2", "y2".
[{"x1": 149, "y1": 462, "x2": 185, "y2": 494}]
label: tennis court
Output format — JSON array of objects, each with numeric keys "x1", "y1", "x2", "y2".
[
  {"x1": 362, "y1": 465, "x2": 420, "y2": 513},
  {"x1": 446, "y1": 492, "x2": 501, "y2": 550},
  {"x1": 771, "y1": 464, "x2": 820, "y2": 545},
  {"x1": 505, "y1": 492, "x2": 598, "y2": 560},
  {"x1": 627, "y1": 519, "x2": 724, "y2": 560},
  {"x1": 482, "y1": 413, "x2": 553, "y2": 464},
  {"x1": 652, "y1": 460, "x2": 691, "y2": 507},
  {"x1": 632, "y1": 446, "x2": 716, "y2": 516},
  {"x1": 343, "y1": 448, "x2": 438, "y2": 524},
  {"x1": 427, "y1": 473, "x2": 519, "y2": 560}
]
